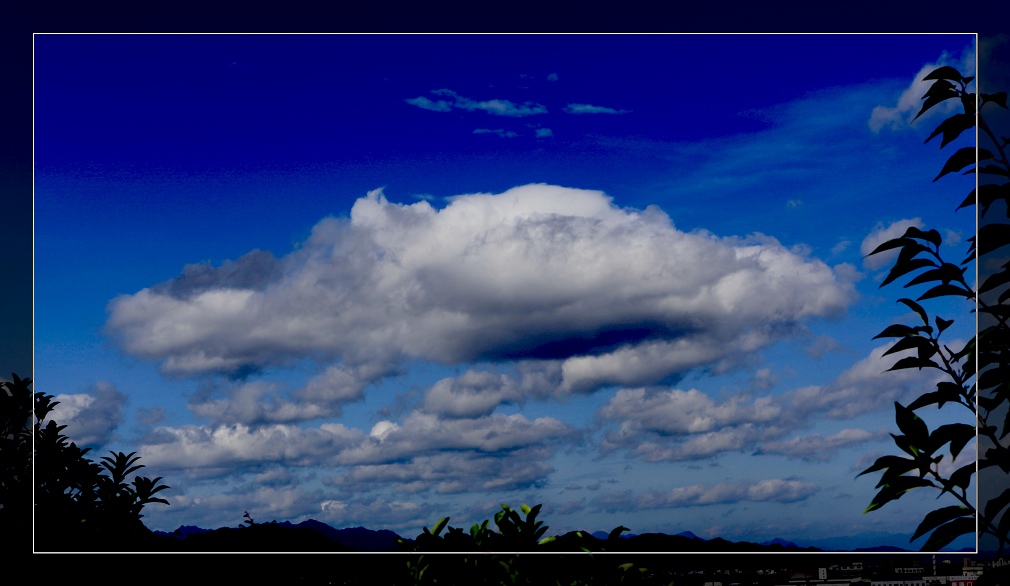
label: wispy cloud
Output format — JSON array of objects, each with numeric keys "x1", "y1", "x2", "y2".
[
  {"x1": 868, "y1": 44, "x2": 975, "y2": 133},
  {"x1": 596, "y1": 479, "x2": 820, "y2": 511},
  {"x1": 473, "y1": 128, "x2": 518, "y2": 138},
  {"x1": 406, "y1": 89, "x2": 548, "y2": 117},
  {"x1": 404, "y1": 95, "x2": 453, "y2": 112},
  {"x1": 756, "y1": 429, "x2": 886, "y2": 461},
  {"x1": 564, "y1": 103, "x2": 630, "y2": 115}
]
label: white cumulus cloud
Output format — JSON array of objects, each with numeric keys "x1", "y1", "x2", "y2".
[{"x1": 107, "y1": 185, "x2": 856, "y2": 401}]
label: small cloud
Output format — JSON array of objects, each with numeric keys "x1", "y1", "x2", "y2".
[
  {"x1": 535, "y1": 128, "x2": 554, "y2": 138},
  {"x1": 547, "y1": 73, "x2": 559, "y2": 82},
  {"x1": 404, "y1": 96, "x2": 453, "y2": 112},
  {"x1": 944, "y1": 229, "x2": 962, "y2": 247},
  {"x1": 831, "y1": 240, "x2": 851, "y2": 255},
  {"x1": 804, "y1": 334, "x2": 841, "y2": 359},
  {"x1": 786, "y1": 199, "x2": 803, "y2": 208},
  {"x1": 564, "y1": 103, "x2": 630, "y2": 115},
  {"x1": 136, "y1": 406, "x2": 167, "y2": 425},
  {"x1": 406, "y1": 90, "x2": 548, "y2": 117},
  {"x1": 473, "y1": 128, "x2": 518, "y2": 138}
]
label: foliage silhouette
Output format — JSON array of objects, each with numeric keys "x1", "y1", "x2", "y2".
[
  {"x1": 0, "y1": 373, "x2": 171, "y2": 551},
  {"x1": 859, "y1": 65, "x2": 1010, "y2": 552}
]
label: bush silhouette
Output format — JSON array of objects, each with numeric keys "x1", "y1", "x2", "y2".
[{"x1": 0, "y1": 373, "x2": 171, "y2": 551}]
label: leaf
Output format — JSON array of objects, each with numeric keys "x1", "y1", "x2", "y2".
[
  {"x1": 921, "y1": 517, "x2": 975, "y2": 551},
  {"x1": 935, "y1": 316, "x2": 955, "y2": 334},
  {"x1": 857, "y1": 454, "x2": 917, "y2": 478},
  {"x1": 882, "y1": 258, "x2": 938, "y2": 288},
  {"x1": 979, "y1": 268, "x2": 1010, "y2": 294},
  {"x1": 887, "y1": 356, "x2": 938, "y2": 372},
  {"x1": 979, "y1": 223, "x2": 1010, "y2": 256},
  {"x1": 947, "y1": 463, "x2": 975, "y2": 494},
  {"x1": 917, "y1": 283, "x2": 974, "y2": 301},
  {"x1": 982, "y1": 92, "x2": 1008, "y2": 109},
  {"x1": 923, "y1": 66, "x2": 965, "y2": 82},
  {"x1": 898, "y1": 298, "x2": 930, "y2": 326},
  {"x1": 608, "y1": 526, "x2": 630, "y2": 541},
  {"x1": 984, "y1": 488, "x2": 1010, "y2": 522},
  {"x1": 868, "y1": 237, "x2": 913, "y2": 257},
  {"x1": 925, "y1": 113, "x2": 975, "y2": 148},
  {"x1": 882, "y1": 335, "x2": 933, "y2": 358},
  {"x1": 976, "y1": 163, "x2": 1010, "y2": 178},
  {"x1": 915, "y1": 88, "x2": 960, "y2": 121},
  {"x1": 431, "y1": 516, "x2": 449, "y2": 537},
  {"x1": 911, "y1": 505, "x2": 973, "y2": 542},
  {"x1": 936, "y1": 147, "x2": 993, "y2": 182},
  {"x1": 906, "y1": 262, "x2": 966, "y2": 288},
  {"x1": 873, "y1": 324, "x2": 917, "y2": 339},
  {"x1": 929, "y1": 423, "x2": 975, "y2": 460},
  {"x1": 864, "y1": 476, "x2": 934, "y2": 513},
  {"x1": 895, "y1": 402, "x2": 930, "y2": 445}
]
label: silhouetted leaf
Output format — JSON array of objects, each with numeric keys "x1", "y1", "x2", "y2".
[
  {"x1": 905, "y1": 263, "x2": 966, "y2": 288},
  {"x1": 874, "y1": 323, "x2": 917, "y2": 339},
  {"x1": 882, "y1": 335, "x2": 934, "y2": 358},
  {"x1": 915, "y1": 89, "x2": 960, "y2": 121},
  {"x1": 898, "y1": 298, "x2": 930, "y2": 325},
  {"x1": 929, "y1": 423, "x2": 975, "y2": 460},
  {"x1": 887, "y1": 356, "x2": 938, "y2": 371},
  {"x1": 925, "y1": 114, "x2": 975, "y2": 147},
  {"x1": 936, "y1": 147, "x2": 993, "y2": 182},
  {"x1": 982, "y1": 92, "x2": 1008, "y2": 109},
  {"x1": 923, "y1": 66, "x2": 965, "y2": 82},
  {"x1": 907, "y1": 381, "x2": 963, "y2": 411},
  {"x1": 865, "y1": 476, "x2": 934, "y2": 513},
  {"x1": 917, "y1": 283, "x2": 974, "y2": 301},
  {"x1": 935, "y1": 316, "x2": 955, "y2": 334},
  {"x1": 857, "y1": 454, "x2": 916, "y2": 477},
  {"x1": 882, "y1": 258, "x2": 937, "y2": 288},
  {"x1": 979, "y1": 268, "x2": 1010, "y2": 294},
  {"x1": 868, "y1": 237, "x2": 913, "y2": 256},
  {"x1": 912, "y1": 505, "x2": 973, "y2": 542},
  {"x1": 979, "y1": 223, "x2": 1010, "y2": 256},
  {"x1": 983, "y1": 488, "x2": 1010, "y2": 525},
  {"x1": 921, "y1": 517, "x2": 975, "y2": 551},
  {"x1": 948, "y1": 462, "x2": 974, "y2": 494},
  {"x1": 896, "y1": 402, "x2": 930, "y2": 444}
]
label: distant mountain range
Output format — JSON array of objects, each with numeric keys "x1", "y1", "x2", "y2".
[{"x1": 151, "y1": 520, "x2": 972, "y2": 553}]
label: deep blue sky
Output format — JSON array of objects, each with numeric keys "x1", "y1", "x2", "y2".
[{"x1": 33, "y1": 33, "x2": 981, "y2": 551}]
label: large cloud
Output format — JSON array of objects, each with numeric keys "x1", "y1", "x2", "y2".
[{"x1": 106, "y1": 185, "x2": 857, "y2": 395}]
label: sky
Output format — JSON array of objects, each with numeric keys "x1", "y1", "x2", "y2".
[{"x1": 32, "y1": 33, "x2": 982, "y2": 551}]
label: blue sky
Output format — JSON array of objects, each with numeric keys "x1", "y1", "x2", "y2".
[{"x1": 33, "y1": 33, "x2": 980, "y2": 550}]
